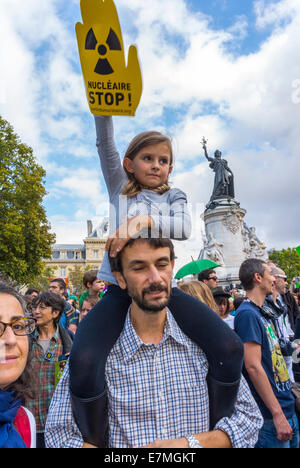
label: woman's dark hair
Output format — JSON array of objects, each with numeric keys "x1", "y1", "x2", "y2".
[
  {"x1": 214, "y1": 296, "x2": 230, "y2": 315},
  {"x1": 32, "y1": 292, "x2": 65, "y2": 326},
  {"x1": 0, "y1": 282, "x2": 38, "y2": 400}
]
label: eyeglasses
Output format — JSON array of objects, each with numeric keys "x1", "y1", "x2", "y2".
[
  {"x1": 208, "y1": 276, "x2": 218, "y2": 281},
  {"x1": 0, "y1": 318, "x2": 36, "y2": 338},
  {"x1": 276, "y1": 275, "x2": 287, "y2": 280}
]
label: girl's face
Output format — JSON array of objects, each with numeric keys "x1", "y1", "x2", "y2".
[
  {"x1": 124, "y1": 142, "x2": 173, "y2": 188},
  {"x1": 217, "y1": 298, "x2": 229, "y2": 318},
  {"x1": 0, "y1": 294, "x2": 29, "y2": 389}
]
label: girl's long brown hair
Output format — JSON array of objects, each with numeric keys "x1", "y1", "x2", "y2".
[{"x1": 122, "y1": 130, "x2": 173, "y2": 198}]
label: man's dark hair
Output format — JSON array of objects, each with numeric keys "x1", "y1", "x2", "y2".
[
  {"x1": 25, "y1": 288, "x2": 39, "y2": 296},
  {"x1": 33, "y1": 291, "x2": 65, "y2": 326},
  {"x1": 50, "y1": 278, "x2": 66, "y2": 291},
  {"x1": 83, "y1": 269, "x2": 98, "y2": 288},
  {"x1": 239, "y1": 258, "x2": 267, "y2": 291},
  {"x1": 198, "y1": 269, "x2": 215, "y2": 282},
  {"x1": 109, "y1": 237, "x2": 175, "y2": 273}
]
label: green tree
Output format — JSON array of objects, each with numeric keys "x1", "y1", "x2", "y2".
[
  {"x1": 269, "y1": 247, "x2": 300, "y2": 283},
  {"x1": 0, "y1": 116, "x2": 55, "y2": 284},
  {"x1": 25, "y1": 264, "x2": 56, "y2": 293}
]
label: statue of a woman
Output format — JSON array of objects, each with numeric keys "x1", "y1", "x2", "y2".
[{"x1": 202, "y1": 137, "x2": 235, "y2": 201}]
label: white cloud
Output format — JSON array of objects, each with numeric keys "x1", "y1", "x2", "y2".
[
  {"x1": 1, "y1": 0, "x2": 300, "y2": 266},
  {"x1": 254, "y1": 0, "x2": 299, "y2": 29}
]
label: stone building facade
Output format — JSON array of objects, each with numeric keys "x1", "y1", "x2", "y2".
[{"x1": 45, "y1": 219, "x2": 109, "y2": 285}]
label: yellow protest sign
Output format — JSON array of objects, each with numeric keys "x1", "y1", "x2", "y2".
[{"x1": 76, "y1": 0, "x2": 142, "y2": 116}]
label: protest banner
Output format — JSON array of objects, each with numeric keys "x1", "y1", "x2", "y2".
[{"x1": 76, "y1": 0, "x2": 142, "y2": 116}]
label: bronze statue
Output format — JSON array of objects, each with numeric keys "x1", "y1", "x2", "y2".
[{"x1": 202, "y1": 137, "x2": 234, "y2": 201}]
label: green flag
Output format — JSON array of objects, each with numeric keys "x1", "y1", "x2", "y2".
[{"x1": 296, "y1": 245, "x2": 300, "y2": 257}]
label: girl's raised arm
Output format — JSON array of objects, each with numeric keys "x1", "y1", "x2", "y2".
[{"x1": 94, "y1": 116, "x2": 127, "y2": 200}]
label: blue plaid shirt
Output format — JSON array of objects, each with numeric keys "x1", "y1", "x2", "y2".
[{"x1": 45, "y1": 309, "x2": 263, "y2": 448}]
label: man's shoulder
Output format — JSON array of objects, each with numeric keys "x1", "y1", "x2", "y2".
[
  {"x1": 235, "y1": 300, "x2": 260, "y2": 318},
  {"x1": 234, "y1": 301, "x2": 264, "y2": 329}
]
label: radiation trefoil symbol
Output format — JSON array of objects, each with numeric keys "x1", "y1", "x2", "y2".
[
  {"x1": 85, "y1": 27, "x2": 121, "y2": 75},
  {"x1": 76, "y1": 0, "x2": 143, "y2": 116}
]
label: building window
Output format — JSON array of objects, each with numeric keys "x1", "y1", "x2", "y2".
[
  {"x1": 93, "y1": 250, "x2": 99, "y2": 259},
  {"x1": 60, "y1": 251, "x2": 67, "y2": 259},
  {"x1": 75, "y1": 251, "x2": 81, "y2": 260},
  {"x1": 60, "y1": 267, "x2": 66, "y2": 277}
]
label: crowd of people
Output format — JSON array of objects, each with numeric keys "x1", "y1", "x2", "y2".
[
  {"x1": 1, "y1": 104, "x2": 299, "y2": 449},
  {"x1": 0, "y1": 252, "x2": 299, "y2": 449}
]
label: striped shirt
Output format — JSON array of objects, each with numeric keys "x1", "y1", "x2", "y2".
[{"x1": 45, "y1": 309, "x2": 263, "y2": 448}]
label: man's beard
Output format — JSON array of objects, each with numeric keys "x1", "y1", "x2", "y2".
[{"x1": 128, "y1": 282, "x2": 171, "y2": 314}]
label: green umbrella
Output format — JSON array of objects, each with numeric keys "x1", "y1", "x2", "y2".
[
  {"x1": 175, "y1": 259, "x2": 221, "y2": 280},
  {"x1": 296, "y1": 245, "x2": 300, "y2": 257}
]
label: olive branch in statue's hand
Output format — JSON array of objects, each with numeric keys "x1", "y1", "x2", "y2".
[{"x1": 76, "y1": 0, "x2": 142, "y2": 115}]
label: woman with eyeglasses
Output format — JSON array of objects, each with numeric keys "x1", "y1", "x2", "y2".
[{"x1": 0, "y1": 282, "x2": 37, "y2": 448}]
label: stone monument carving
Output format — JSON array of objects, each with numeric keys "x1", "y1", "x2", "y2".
[
  {"x1": 222, "y1": 207, "x2": 244, "y2": 234},
  {"x1": 248, "y1": 227, "x2": 268, "y2": 260},
  {"x1": 203, "y1": 232, "x2": 225, "y2": 265},
  {"x1": 241, "y1": 224, "x2": 251, "y2": 257}
]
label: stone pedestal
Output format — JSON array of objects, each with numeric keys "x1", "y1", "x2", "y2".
[
  {"x1": 201, "y1": 199, "x2": 247, "y2": 285},
  {"x1": 200, "y1": 198, "x2": 268, "y2": 286}
]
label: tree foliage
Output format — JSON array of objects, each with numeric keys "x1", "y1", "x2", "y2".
[
  {"x1": 25, "y1": 264, "x2": 56, "y2": 293},
  {"x1": 0, "y1": 116, "x2": 55, "y2": 284},
  {"x1": 269, "y1": 247, "x2": 300, "y2": 283}
]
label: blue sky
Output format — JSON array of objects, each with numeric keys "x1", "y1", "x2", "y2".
[{"x1": 1, "y1": 0, "x2": 300, "y2": 271}]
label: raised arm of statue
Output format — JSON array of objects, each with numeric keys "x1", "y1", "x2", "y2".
[{"x1": 202, "y1": 137, "x2": 214, "y2": 162}]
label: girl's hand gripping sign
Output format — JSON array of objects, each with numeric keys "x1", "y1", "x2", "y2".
[{"x1": 76, "y1": 0, "x2": 143, "y2": 116}]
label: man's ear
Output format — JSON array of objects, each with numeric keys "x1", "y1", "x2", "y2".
[
  {"x1": 253, "y1": 272, "x2": 262, "y2": 285},
  {"x1": 123, "y1": 157, "x2": 135, "y2": 174},
  {"x1": 113, "y1": 271, "x2": 127, "y2": 290}
]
